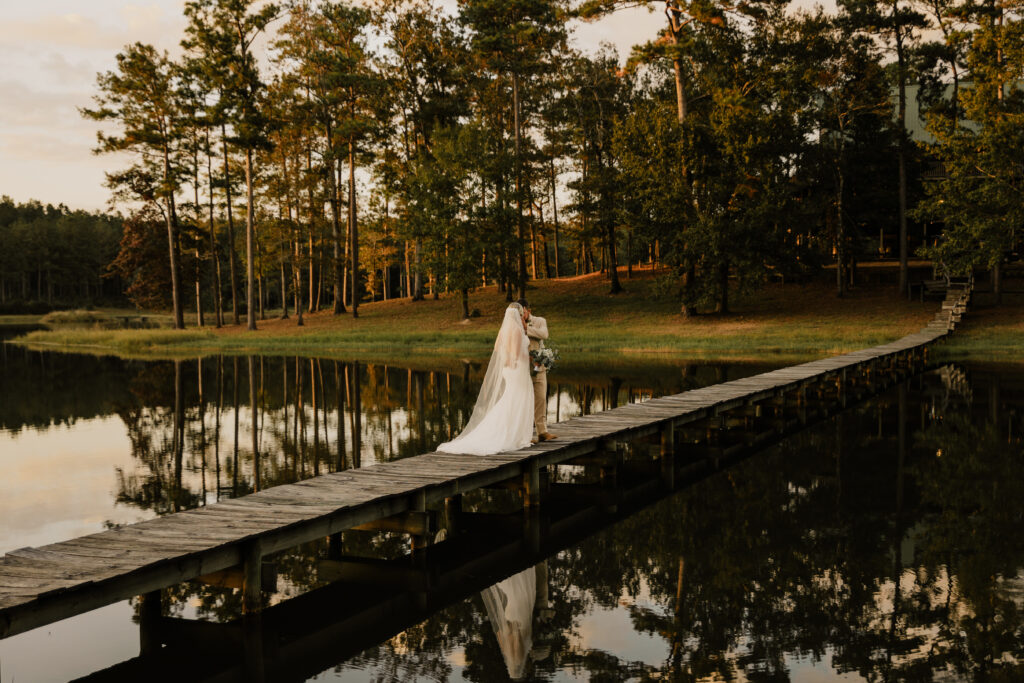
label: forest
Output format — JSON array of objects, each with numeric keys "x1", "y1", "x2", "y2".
[
  {"x1": 5, "y1": 0, "x2": 1022, "y2": 326},
  {"x1": 0, "y1": 198, "x2": 124, "y2": 313}
]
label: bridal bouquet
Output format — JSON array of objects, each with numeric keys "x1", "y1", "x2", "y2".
[{"x1": 530, "y1": 347, "x2": 559, "y2": 374}]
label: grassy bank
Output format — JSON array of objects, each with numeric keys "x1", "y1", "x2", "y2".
[
  {"x1": 10, "y1": 269, "x2": 991, "y2": 361},
  {"x1": 934, "y1": 288, "x2": 1024, "y2": 360}
]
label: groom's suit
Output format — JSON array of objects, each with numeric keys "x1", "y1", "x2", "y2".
[{"x1": 526, "y1": 316, "x2": 550, "y2": 436}]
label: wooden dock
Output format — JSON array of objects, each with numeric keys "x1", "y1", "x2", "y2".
[{"x1": 0, "y1": 282, "x2": 972, "y2": 642}]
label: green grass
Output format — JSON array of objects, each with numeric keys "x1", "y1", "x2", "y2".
[
  {"x1": 8, "y1": 270, "x2": 1022, "y2": 362},
  {"x1": 929, "y1": 289, "x2": 1024, "y2": 361}
]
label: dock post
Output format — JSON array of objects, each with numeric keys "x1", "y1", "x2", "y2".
[
  {"x1": 444, "y1": 494, "x2": 462, "y2": 536},
  {"x1": 524, "y1": 461, "x2": 542, "y2": 507},
  {"x1": 411, "y1": 490, "x2": 431, "y2": 552},
  {"x1": 138, "y1": 589, "x2": 163, "y2": 655},
  {"x1": 327, "y1": 532, "x2": 343, "y2": 561},
  {"x1": 660, "y1": 421, "x2": 676, "y2": 489},
  {"x1": 242, "y1": 539, "x2": 263, "y2": 615}
]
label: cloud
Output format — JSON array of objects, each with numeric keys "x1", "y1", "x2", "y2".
[
  {"x1": 0, "y1": 130, "x2": 96, "y2": 163},
  {"x1": 41, "y1": 52, "x2": 97, "y2": 87},
  {"x1": 0, "y1": 8, "x2": 185, "y2": 53},
  {"x1": 0, "y1": 14, "x2": 129, "y2": 51},
  {"x1": 0, "y1": 80, "x2": 92, "y2": 128}
]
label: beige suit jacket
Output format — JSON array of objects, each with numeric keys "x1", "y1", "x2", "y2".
[{"x1": 526, "y1": 316, "x2": 548, "y2": 354}]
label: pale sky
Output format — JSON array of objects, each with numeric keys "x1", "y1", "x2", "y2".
[{"x1": 0, "y1": 1, "x2": 666, "y2": 213}]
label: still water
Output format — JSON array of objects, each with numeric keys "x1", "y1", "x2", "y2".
[{"x1": 0, "y1": 336, "x2": 1021, "y2": 682}]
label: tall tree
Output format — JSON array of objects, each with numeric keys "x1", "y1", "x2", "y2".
[
  {"x1": 82, "y1": 43, "x2": 187, "y2": 329},
  {"x1": 840, "y1": 0, "x2": 927, "y2": 295},
  {"x1": 459, "y1": 0, "x2": 567, "y2": 300},
  {"x1": 566, "y1": 50, "x2": 629, "y2": 294},
  {"x1": 917, "y1": 0, "x2": 1024, "y2": 303},
  {"x1": 379, "y1": 0, "x2": 470, "y2": 301},
  {"x1": 184, "y1": 0, "x2": 279, "y2": 331}
]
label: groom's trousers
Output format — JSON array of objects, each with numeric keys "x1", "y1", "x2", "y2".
[{"x1": 532, "y1": 369, "x2": 548, "y2": 435}]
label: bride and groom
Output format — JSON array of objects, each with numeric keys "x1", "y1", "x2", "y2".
[{"x1": 438, "y1": 299, "x2": 557, "y2": 456}]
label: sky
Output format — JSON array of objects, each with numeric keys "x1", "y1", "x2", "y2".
[{"x1": 0, "y1": 1, "x2": 666, "y2": 213}]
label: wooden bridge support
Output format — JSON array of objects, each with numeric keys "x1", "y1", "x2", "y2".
[{"x1": 242, "y1": 540, "x2": 263, "y2": 615}]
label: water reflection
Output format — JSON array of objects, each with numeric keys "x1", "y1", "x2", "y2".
[
  {"x1": 0, "y1": 345, "x2": 769, "y2": 554},
  {"x1": 1, "y1": 346, "x2": 1023, "y2": 682},
  {"x1": 481, "y1": 566, "x2": 537, "y2": 680},
  {"x1": 335, "y1": 366, "x2": 1023, "y2": 682}
]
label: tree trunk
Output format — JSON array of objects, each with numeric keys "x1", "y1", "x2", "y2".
[
  {"x1": 837, "y1": 170, "x2": 846, "y2": 298},
  {"x1": 405, "y1": 240, "x2": 412, "y2": 298},
  {"x1": 164, "y1": 143, "x2": 185, "y2": 330},
  {"x1": 193, "y1": 161, "x2": 204, "y2": 328},
  {"x1": 412, "y1": 239, "x2": 424, "y2": 300},
  {"x1": 539, "y1": 203, "x2": 551, "y2": 278},
  {"x1": 513, "y1": 71, "x2": 526, "y2": 300},
  {"x1": 221, "y1": 125, "x2": 240, "y2": 326},
  {"x1": 349, "y1": 139, "x2": 359, "y2": 318},
  {"x1": 529, "y1": 199, "x2": 538, "y2": 280},
  {"x1": 549, "y1": 158, "x2": 561, "y2": 278},
  {"x1": 328, "y1": 126, "x2": 345, "y2": 315},
  {"x1": 245, "y1": 148, "x2": 257, "y2": 331},
  {"x1": 461, "y1": 288, "x2": 469, "y2": 319},
  {"x1": 993, "y1": 261, "x2": 1003, "y2": 305},
  {"x1": 280, "y1": 258, "x2": 289, "y2": 319},
  {"x1": 626, "y1": 229, "x2": 633, "y2": 278},
  {"x1": 668, "y1": 19, "x2": 695, "y2": 318},
  {"x1": 256, "y1": 235, "x2": 265, "y2": 321},
  {"x1": 716, "y1": 260, "x2": 729, "y2": 314},
  {"x1": 294, "y1": 237, "x2": 304, "y2": 327},
  {"x1": 897, "y1": 43, "x2": 909, "y2": 296},
  {"x1": 207, "y1": 128, "x2": 223, "y2": 328},
  {"x1": 165, "y1": 200, "x2": 184, "y2": 329}
]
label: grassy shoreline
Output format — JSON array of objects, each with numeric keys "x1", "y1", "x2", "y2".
[{"x1": 5, "y1": 271, "x2": 1022, "y2": 362}]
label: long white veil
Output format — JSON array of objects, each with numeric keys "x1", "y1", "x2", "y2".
[{"x1": 437, "y1": 304, "x2": 527, "y2": 454}]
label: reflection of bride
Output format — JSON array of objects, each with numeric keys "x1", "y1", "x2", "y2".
[
  {"x1": 480, "y1": 567, "x2": 537, "y2": 680},
  {"x1": 437, "y1": 303, "x2": 534, "y2": 456}
]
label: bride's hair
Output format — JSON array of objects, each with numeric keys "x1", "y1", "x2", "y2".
[{"x1": 507, "y1": 302, "x2": 523, "y2": 315}]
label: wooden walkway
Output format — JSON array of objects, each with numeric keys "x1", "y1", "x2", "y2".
[{"x1": 0, "y1": 282, "x2": 972, "y2": 641}]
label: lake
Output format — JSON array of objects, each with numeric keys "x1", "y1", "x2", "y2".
[{"x1": 0, "y1": 335, "x2": 1021, "y2": 681}]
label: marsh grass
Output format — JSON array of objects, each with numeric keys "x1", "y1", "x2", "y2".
[{"x1": 12, "y1": 269, "x2": 1011, "y2": 361}]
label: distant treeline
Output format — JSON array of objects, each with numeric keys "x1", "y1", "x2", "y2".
[{"x1": 0, "y1": 197, "x2": 125, "y2": 313}]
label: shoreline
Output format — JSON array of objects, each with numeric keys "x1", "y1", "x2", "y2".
[{"x1": 4, "y1": 273, "x2": 1021, "y2": 363}]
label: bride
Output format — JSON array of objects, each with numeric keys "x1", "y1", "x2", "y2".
[{"x1": 437, "y1": 303, "x2": 534, "y2": 455}]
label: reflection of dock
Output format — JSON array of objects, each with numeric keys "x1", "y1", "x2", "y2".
[{"x1": 0, "y1": 283, "x2": 972, "y2": 645}]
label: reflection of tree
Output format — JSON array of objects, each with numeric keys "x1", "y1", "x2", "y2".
[
  {"x1": 330, "y1": 369, "x2": 1023, "y2": 681},
  {"x1": 911, "y1": 388, "x2": 1024, "y2": 681},
  {"x1": 100, "y1": 355, "x2": 736, "y2": 634},
  {"x1": 0, "y1": 343, "x2": 137, "y2": 433}
]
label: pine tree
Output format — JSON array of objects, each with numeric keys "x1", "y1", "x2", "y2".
[
  {"x1": 184, "y1": 0, "x2": 279, "y2": 330},
  {"x1": 82, "y1": 43, "x2": 187, "y2": 329}
]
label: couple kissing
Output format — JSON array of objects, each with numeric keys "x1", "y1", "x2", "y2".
[{"x1": 437, "y1": 299, "x2": 557, "y2": 456}]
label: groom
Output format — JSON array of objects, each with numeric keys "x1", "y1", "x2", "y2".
[{"x1": 519, "y1": 299, "x2": 557, "y2": 443}]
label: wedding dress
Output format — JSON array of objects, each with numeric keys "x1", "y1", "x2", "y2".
[{"x1": 437, "y1": 304, "x2": 534, "y2": 455}]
